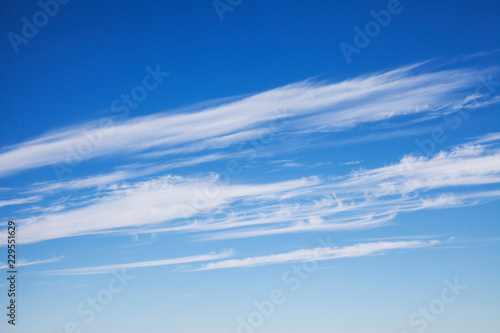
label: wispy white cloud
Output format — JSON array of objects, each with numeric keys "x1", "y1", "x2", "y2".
[
  {"x1": 5, "y1": 176, "x2": 318, "y2": 244},
  {"x1": 336, "y1": 144, "x2": 500, "y2": 196},
  {"x1": 2, "y1": 58, "x2": 500, "y2": 248},
  {"x1": 204, "y1": 142, "x2": 500, "y2": 239},
  {"x1": 470, "y1": 132, "x2": 500, "y2": 145},
  {"x1": 0, "y1": 256, "x2": 64, "y2": 270},
  {"x1": 0, "y1": 196, "x2": 41, "y2": 208},
  {"x1": 339, "y1": 160, "x2": 364, "y2": 166},
  {"x1": 0, "y1": 62, "x2": 497, "y2": 178},
  {"x1": 3, "y1": 136, "x2": 500, "y2": 245},
  {"x1": 194, "y1": 240, "x2": 440, "y2": 271},
  {"x1": 42, "y1": 250, "x2": 233, "y2": 275},
  {"x1": 28, "y1": 170, "x2": 136, "y2": 193}
]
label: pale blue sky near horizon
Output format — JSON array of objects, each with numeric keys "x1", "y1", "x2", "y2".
[{"x1": 0, "y1": 0, "x2": 500, "y2": 332}]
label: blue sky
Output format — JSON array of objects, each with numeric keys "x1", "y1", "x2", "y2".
[{"x1": 0, "y1": 0, "x2": 500, "y2": 332}]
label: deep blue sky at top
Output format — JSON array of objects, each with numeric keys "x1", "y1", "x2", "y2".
[
  {"x1": 1, "y1": 0, "x2": 499, "y2": 148},
  {"x1": 0, "y1": 2, "x2": 500, "y2": 332}
]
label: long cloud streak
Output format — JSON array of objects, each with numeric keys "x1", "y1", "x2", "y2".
[
  {"x1": 194, "y1": 240, "x2": 440, "y2": 270},
  {"x1": 0, "y1": 62, "x2": 497, "y2": 178}
]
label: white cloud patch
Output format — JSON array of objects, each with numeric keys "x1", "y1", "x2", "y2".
[
  {"x1": 0, "y1": 256, "x2": 64, "y2": 270},
  {"x1": 0, "y1": 62, "x2": 497, "y2": 178},
  {"x1": 0, "y1": 196, "x2": 41, "y2": 208},
  {"x1": 1, "y1": 58, "x2": 500, "y2": 252},
  {"x1": 2, "y1": 137, "x2": 500, "y2": 245},
  {"x1": 194, "y1": 240, "x2": 440, "y2": 270},
  {"x1": 42, "y1": 250, "x2": 233, "y2": 275}
]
